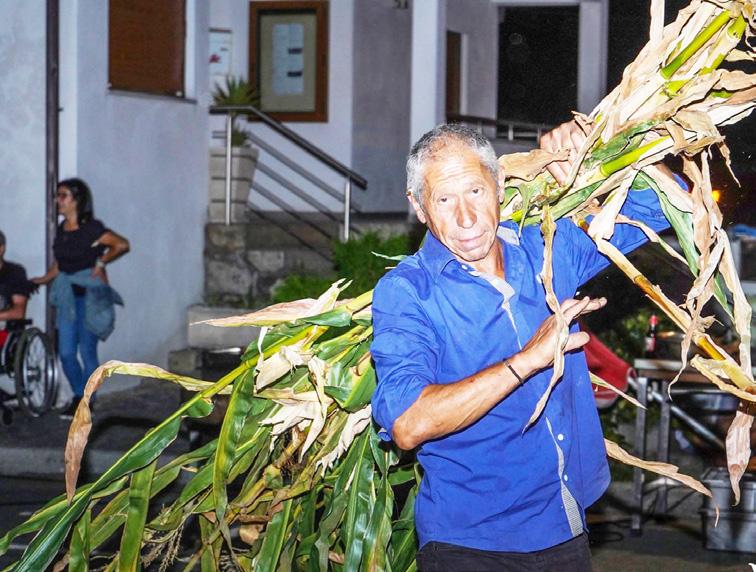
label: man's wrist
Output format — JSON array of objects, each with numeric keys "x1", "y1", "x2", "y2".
[
  {"x1": 504, "y1": 358, "x2": 526, "y2": 387},
  {"x1": 95, "y1": 258, "x2": 106, "y2": 270}
]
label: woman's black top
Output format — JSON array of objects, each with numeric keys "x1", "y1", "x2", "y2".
[{"x1": 53, "y1": 219, "x2": 108, "y2": 294}]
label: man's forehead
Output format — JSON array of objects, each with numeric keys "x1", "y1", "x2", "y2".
[{"x1": 424, "y1": 144, "x2": 491, "y2": 182}]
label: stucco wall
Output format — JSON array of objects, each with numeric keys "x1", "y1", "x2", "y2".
[
  {"x1": 351, "y1": 0, "x2": 412, "y2": 213},
  {"x1": 446, "y1": 0, "x2": 499, "y2": 120},
  {"x1": 0, "y1": 2, "x2": 48, "y2": 329},
  {"x1": 59, "y1": 1, "x2": 210, "y2": 369}
]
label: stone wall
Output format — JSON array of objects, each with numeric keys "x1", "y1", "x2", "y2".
[
  {"x1": 203, "y1": 216, "x2": 417, "y2": 307},
  {"x1": 204, "y1": 222, "x2": 334, "y2": 306}
]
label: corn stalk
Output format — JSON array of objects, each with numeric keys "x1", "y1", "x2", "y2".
[{"x1": 2, "y1": 1, "x2": 754, "y2": 570}]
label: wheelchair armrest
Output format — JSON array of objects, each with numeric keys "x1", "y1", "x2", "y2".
[{"x1": 5, "y1": 319, "x2": 32, "y2": 330}]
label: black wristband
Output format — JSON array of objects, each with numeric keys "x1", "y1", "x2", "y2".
[{"x1": 504, "y1": 360, "x2": 525, "y2": 387}]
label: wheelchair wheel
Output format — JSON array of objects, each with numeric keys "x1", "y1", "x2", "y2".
[{"x1": 13, "y1": 328, "x2": 56, "y2": 417}]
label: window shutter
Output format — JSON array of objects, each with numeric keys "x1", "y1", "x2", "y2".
[{"x1": 108, "y1": 0, "x2": 186, "y2": 97}]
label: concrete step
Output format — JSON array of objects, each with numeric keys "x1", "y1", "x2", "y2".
[{"x1": 0, "y1": 379, "x2": 188, "y2": 479}]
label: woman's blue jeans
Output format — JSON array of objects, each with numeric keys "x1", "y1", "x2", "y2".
[{"x1": 57, "y1": 295, "x2": 99, "y2": 398}]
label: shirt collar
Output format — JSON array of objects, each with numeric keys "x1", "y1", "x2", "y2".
[
  {"x1": 417, "y1": 230, "x2": 457, "y2": 279},
  {"x1": 417, "y1": 222, "x2": 521, "y2": 280}
]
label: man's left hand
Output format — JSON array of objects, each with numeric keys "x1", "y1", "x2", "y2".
[{"x1": 539, "y1": 120, "x2": 587, "y2": 186}]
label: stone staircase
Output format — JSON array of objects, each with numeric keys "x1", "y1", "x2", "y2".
[
  {"x1": 169, "y1": 212, "x2": 418, "y2": 379},
  {"x1": 204, "y1": 211, "x2": 415, "y2": 307}
]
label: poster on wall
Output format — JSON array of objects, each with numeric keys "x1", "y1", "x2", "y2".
[
  {"x1": 209, "y1": 28, "x2": 232, "y2": 86},
  {"x1": 249, "y1": 1, "x2": 328, "y2": 122}
]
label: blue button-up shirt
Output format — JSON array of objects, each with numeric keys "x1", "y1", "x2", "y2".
[{"x1": 371, "y1": 187, "x2": 669, "y2": 552}]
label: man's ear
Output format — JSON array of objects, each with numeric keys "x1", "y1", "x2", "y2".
[
  {"x1": 407, "y1": 190, "x2": 427, "y2": 225},
  {"x1": 497, "y1": 166, "x2": 506, "y2": 203}
]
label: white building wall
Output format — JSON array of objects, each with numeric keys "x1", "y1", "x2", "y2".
[
  {"x1": 210, "y1": 0, "x2": 355, "y2": 213},
  {"x1": 0, "y1": 2, "x2": 48, "y2": 329},
  {"x1": 58, "y1": 1, "x2": 211, "y2": 371},
  {"x1": 351, "y1": 0, "x2": 412, "y2": 213},
  {"x1": 446, "y1": 0, "x2": 499, "y2": 120}
]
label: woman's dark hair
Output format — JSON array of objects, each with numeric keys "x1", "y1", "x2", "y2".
[{"x1": 58, "y1": 178, "x2": 94, "y2": 223}]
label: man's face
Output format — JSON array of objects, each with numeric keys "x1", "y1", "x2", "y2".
[{"x1": 409, "y1": 143, "x2": 504, "y2": 268}]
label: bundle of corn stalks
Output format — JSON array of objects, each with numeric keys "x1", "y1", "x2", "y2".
[{"x1": 2, "y1": 1, "x2": 755, "y2": 570}]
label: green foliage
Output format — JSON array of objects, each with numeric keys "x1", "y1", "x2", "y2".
[
  {"x1": 271, "y1": 232, "x2": 414, "y2": 303},
  {"x1": 212, "y1": 75, "x2": 260, "y2": 148},
  {"x1": 596, "y1": 307, "x2": 675, "y2": 364}
]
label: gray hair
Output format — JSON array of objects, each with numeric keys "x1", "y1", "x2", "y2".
[{"x1": 406, "y1": 123, "x2": 499, "y2": 207}]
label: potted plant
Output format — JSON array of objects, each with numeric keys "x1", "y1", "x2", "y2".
[{"x1": 208, "y1": 76, "x2": 261, "y2": 223}]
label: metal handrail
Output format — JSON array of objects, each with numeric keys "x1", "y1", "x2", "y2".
[
  {"x1": 210, "y1": 105, "x2": 367, "y2": 189},
  {"x1": 210, "y1": 104, "x2": 366, "y2": 240},
  {"x1": 446, "y1": 113, "x2": 553, "y2": 142}
]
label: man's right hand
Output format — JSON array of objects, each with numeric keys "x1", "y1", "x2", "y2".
[{"x1": 511, "y1": 296, "x2": 606, "y2": 378}]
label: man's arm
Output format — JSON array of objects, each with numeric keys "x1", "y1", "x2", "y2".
[
  {"x1": 0, "y1": 294, "x2": 28, "y2": 321},
  {"x1": 390, "y1": 296, "x2": 605, "y2": 450}
]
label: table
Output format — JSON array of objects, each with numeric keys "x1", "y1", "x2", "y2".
[{"x1": 630, "y1": 359, "x2": 729, "y2": 535}]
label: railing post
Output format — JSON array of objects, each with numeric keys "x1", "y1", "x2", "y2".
[
  {"x1": 343, "y1": 177, "x2": 352, "y2": 242},
  {"x1": 224, "y1": 113, "x2": 233, "y2": 226}
]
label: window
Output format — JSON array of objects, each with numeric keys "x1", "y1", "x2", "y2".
[
  {"x1": 108, "y1": 0, "x2": 186, "y2": 97},
  {"x1": 249, "y1": 1, "x2": 329, "y2": 122}
]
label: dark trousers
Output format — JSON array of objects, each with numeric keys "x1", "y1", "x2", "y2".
[{"x1": 416, "y1": 533, "x2": 592, "y2": 572}]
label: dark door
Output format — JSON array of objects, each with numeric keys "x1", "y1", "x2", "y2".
[
  {"x1": 446, "y1": 30, "x2": 462, "y2": 119},
  {"x1": 498, "y1": 6, "x2": 578, "y2": 125}
]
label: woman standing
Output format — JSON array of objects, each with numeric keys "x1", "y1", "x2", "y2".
[{"x1": 32, "y1": 178, "x2": 130, "y2": 416}]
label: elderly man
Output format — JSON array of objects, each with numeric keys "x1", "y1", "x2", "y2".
[{"x1": 370, "y1": 122, "x2": 670, "y2": 571}]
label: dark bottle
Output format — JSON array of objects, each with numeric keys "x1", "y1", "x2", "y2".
[{"x1": 644, "y1": 314, "x2": 658, "y2": 358}]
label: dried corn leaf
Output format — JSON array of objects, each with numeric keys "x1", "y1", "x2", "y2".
[
  {"x1": 605, "y1": 439, "x2": 715, "y2": 501},
  {"x1": 256, "y1": 344, "x2": 311, "y2": 390},
  {"x1": 726, "y1": 410, "x2": 754, "y2": 505},
  {"x1": 590, "y1": 373, "x2": 645, "y2": 409},
  {"x1": 316, "y1": 407, "x2": 373, "y2": 474},
  {"x1": 587, "y1": 171, "x2": 636, "y2": 240},
  {"x1": 64, "y1": 360, "x2": 216, "y2": 501},
  {"x1": 691, "y1": 356, "x2": 756, "y2": 397},
  {"x1": 498, "y1": 149, "x2": 569, "y2": 183},
  {"x1": 527, "y1": 206, "x2": 568, "y2": 429},
  {"x1": 199, "y1": 279, "x2": 346, "y2": 327}
]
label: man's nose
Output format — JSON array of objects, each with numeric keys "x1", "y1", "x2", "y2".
[{"x1": 456, "y1": 200, "x2": 476, "y2": 228}]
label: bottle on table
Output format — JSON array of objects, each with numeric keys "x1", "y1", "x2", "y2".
[{"x1": 644, "y1": 314, "x2": 658, "y2": 358}]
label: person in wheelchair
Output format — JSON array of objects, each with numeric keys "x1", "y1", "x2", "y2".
[
  {"x1": 0, "y1": 229, "x2": 33, "y2": 345},
  {"x1": 0, "y1": 230, "x2": 56, "y2": 420}
]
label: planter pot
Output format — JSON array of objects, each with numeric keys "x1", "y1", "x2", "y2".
[{"x1": 208, "y1": 146, "x2": 259, "y2": 223}]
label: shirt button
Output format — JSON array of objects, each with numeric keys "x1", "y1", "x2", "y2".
[
  {"x1": 563, "y1": 474, "x2": 569, "y2": 482},
  {"x1": 558, "y1": 433, "x2": 565, "y2": 441}
]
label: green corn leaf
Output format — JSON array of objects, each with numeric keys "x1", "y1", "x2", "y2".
[
  {"x1": 299, "y1": 307, "x2": 354, "y2": 327},
  {"x1": 199, "y1": 513, "x2": 222, "y2": 572},
  {"x1": 361, "y1": 460, "x2": 395, "y2": 572},
  {"x1": 92, "y1": 464, "x2": 181, "y2": 549},
  {"x1": 256, "y1": 499, "x2": 293, "y2": 572},
  {"x1": 342, "y1": 433, "x2": 375, "y2": 570},
  {"x1": 118, "y1": 459, "x2": 157, "y2": 572},
  {"x1": 213, "y1": 369, "x2": 258, "y2": 521},
  {"x1": 68, "y1": 507, "x2": 91, "y2": 572},
  {"x1": 389, "y1": 484, "x2": 418, "y2": 572}
]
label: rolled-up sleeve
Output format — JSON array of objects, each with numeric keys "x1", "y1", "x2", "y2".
[
  {"x1": 371, "y1": 273, "x2": 439, "y2": 442},
  {"x1": 565, "y1": 177, "x2": 684, "y2": 286}
]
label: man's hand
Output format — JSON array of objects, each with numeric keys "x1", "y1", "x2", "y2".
[
  {"x1": 511, "y1": 296, "x2": 606, "y2": 378},
  {"x1": 539, "y1": 120, "x2": 587, "y2": 186}
]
